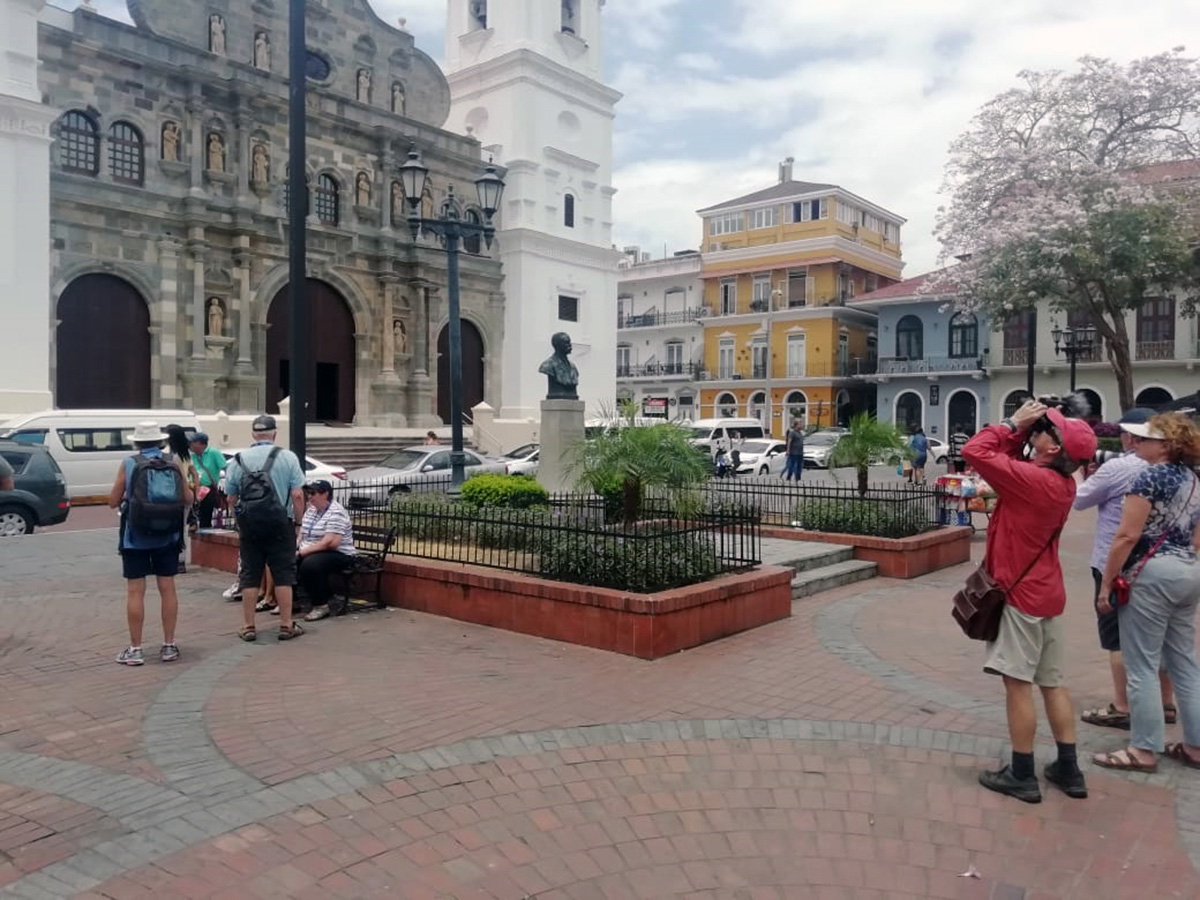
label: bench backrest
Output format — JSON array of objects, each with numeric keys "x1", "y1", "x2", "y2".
[{"x1": 351, "y1": 523, "x2": 397, "y2": 559}]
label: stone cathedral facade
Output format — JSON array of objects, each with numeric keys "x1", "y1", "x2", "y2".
[{"x1": 39, "y1": 0, "x2": 505, "y2": 425}]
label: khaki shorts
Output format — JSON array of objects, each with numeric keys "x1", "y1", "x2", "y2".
[{"x1": 983, "y1": 604, "x2": 1066, "y2": 687}]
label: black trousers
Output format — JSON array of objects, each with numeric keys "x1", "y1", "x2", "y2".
[
  {"x1": 197, "y1": 488, "x2": 219, "y2": 529},
  {"x1": 297, "y1": 551, "x2": 353, "y2": 610}
]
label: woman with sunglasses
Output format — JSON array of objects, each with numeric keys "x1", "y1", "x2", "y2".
[{"x1": 296, "y1": 480, "x2": 356, "y2": 621}]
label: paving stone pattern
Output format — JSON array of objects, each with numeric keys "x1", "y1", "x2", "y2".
[{"x1": 0, "y1": 524, "x2": 1197, "y2": 898}]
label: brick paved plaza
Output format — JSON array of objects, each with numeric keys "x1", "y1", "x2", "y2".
[{"x1": 0, "y1": 518, "x2": 1197, "y2": 899}]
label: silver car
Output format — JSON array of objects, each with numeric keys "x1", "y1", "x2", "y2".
[{"x1": 346, "y1": 446, "x2": 507, "y2": 504}]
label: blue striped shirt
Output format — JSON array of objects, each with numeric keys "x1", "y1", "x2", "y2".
[{"x1": 299, "y1": 499, "x2": 355, "y2": 555}]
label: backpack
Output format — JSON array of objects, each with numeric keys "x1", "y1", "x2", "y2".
[
  {"x1": 128, "y1": 455, "x2": 187, "y2": 537},
  {"x1": 234, "y1": 447, "x2": 289, "y2": 539}
]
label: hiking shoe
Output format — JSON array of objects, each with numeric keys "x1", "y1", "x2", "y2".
[
  {"x1": 1044, "y1": 761, "x2": 1088, "y2": 799},
  {"x1": 978, "y1": 765, "x2": 1042, "y2": 804},
  {"x1": 160, "y1": 644, "x2": 180, "y2": 663},
  {"x1": 116, "y1": 647, "x2": 144, "y2": 666}
]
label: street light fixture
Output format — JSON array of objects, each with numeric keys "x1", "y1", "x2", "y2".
[
  {"x1": 1052, "y1": 324, "x2": 1097, "y2": 393},
  {"x1": 399, "y1": 146, "x2": 505, "y2": 489}
]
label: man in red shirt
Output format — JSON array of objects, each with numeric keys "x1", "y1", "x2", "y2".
[{"x1": 964, "y1": 399, "x2": 1098, "y2": 803}]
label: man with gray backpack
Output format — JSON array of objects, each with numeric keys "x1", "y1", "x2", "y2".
[
  {"x1": 108, "y1": 422, "x2": 193, "y2": 665},
  {"x1": 224, "y1": 414, "x2": 307, "y2": 642}
]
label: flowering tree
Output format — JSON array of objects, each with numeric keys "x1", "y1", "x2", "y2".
[{"x1": 931, "y1": 49, "x2": 1200, "y2": 411}]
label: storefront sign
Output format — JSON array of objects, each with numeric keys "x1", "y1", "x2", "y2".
[{"x1": 642, "y1": 397, "x2": 668, "y2": 417}]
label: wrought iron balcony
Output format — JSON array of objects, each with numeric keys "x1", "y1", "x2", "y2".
[
  {"x1": 616, "y1": 361, "x2": 701, "y2": 379},
  {"x1": 1136, "y1": 340, "x2": 1175, "y2": 361},
  {"x1": 1002, "y1": 347, "x2": 1029, "y2": 366},
  {"x1": 617, "y1": 308, "x2": 708, "y2": 329},
  {"x1": 877, "y1": 356, "x2": 983, "y2": 376}
]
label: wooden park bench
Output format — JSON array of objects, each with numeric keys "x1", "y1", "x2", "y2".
[{"x1": 331, "y1": 523, "x2": 398, "y2": 612}]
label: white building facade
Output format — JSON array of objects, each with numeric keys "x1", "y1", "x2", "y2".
[
  {"x1": 443, "y1": 0, "x2": 622, "y2": 419},
  {"x1": 615, "y1": 249, "x2": 705, "y2": 421},
  {"x1": 0, "y1": 0, "x2": 56, "y2": 419}
]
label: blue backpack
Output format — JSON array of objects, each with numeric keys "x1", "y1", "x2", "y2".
[{"x1": 128, "y1": 455, "x2": 187, "y2": 536}]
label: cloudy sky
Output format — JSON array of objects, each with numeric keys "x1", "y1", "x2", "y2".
[{"x1": 79, "y1": 0, "x2": 1199, "y2": 275}]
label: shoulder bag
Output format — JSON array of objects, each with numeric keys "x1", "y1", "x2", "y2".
[
  {"x1": 952, "y1": 524, "x2": 1063, "y2": 642},
  {"x1": 1111, "y1": 473, "x2": 1197, "y2": 606}
]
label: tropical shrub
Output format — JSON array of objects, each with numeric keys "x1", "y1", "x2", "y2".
[
  {"x1": 537, "y1": 529, "x2": 721, "y2": 593},
  {"x1": 828, "y1": 413, "x2": 911, "y2": 496},
  {"x1": 460, "y1": 473, "x2": 549, "y2": 509},
  {"x1": 792, "y1": 497, "x2": 930, "y2": 539}
]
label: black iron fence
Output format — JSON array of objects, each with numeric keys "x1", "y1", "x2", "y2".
[{"x1": 331, "y1": 478, "x2": 761, "y2": 593}]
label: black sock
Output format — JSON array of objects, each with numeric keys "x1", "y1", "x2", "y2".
[
  {"x1": 1056, "y1": 741, "x2": 1080, "y2": 774},
  {"x1": 1011, "y1": 750, "x2": 1035, "y2": 781}
]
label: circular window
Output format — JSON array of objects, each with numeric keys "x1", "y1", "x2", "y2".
[{"x1": 305, "y1": 51, "x2": 331, "y2": 81}]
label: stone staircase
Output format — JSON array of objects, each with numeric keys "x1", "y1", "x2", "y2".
[
  {"x1": 306, "y1": 432, "x2": 479, "y2": 471},
  {"x1": 760, "y1": 538, "x2": 878, "y2": 599}
]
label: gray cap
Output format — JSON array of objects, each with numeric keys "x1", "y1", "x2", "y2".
[
  {"x1": 251, "y1": 414, "x2": 277, "y2": 432},
  {"x1": 1118, "y1": 407, "x2": 1156, "y2": 425}
]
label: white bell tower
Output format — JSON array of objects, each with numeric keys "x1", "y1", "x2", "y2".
[{"x1": 444, "y1": 0, "x2": 621, "y2": 420}]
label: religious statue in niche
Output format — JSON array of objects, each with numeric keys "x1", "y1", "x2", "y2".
[
  {"x1": 393, "y1": 319, "x2": 407, "y2": 354},
  {"x1": 207, "y1": 133, "x2": 226, "y2": 172},
  {"x1": 251, "y1": 143, "x2": 270, "y2": 183},
  {"x1": 206, "y1": 298, "x2": 225, "y2": 337},
  {"x1": 356, "y1": 172, "x2": 371, "y2": 207},
  {"x1": 209, "y1": 14, "x2": 226, "y2": 55},
  {"x1": 391, "y1": 82, "x2": 406, "y2": 115},
  {"x1": 254, "y1": 31, "x2": 271, "y2": 70},
  {"x1": 391, "y1": 182, "x2": 404, "y2": 226},
  {"x1": 161, "y1": 121, "x2": 180, "y2": 161},
  {"x1": 356, "y1": 69, "x2": 372, "y2": 103},
  {"x1": 420, "y1": 186, "x2": 434, "y2": 220},
  {"x1": 539, "y1": 332, "x2": 580, "y2": 400}
]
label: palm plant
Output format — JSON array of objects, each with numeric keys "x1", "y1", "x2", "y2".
[
  {"x1": 568, "y1": 412, "x2": 710, "y2": 525},
  {"x1": 828, "y1": 412, "x2": 911, "y2": 496}
]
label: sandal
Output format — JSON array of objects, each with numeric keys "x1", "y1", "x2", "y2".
[
  {"x1": 255, "y1": 598, "x2": 277, "y2": 613},
  {"x1": 277, "y1": 622, "x2": 305, "y2": 641},
  {"x1": 1164, "y1": 704, "x2": 1178, "y2": 725},
  {"x1": 1092, "y1": 748, "x2": 1158, "y2": 773},
  {"x1": 1081, "y1": 704, "x2": 1131, "y2": 730},
  {"x1": 238, "y1": 626, "x2": 257, "y2": 643},
  {"x1": 1165, "y1": 743, "x2": 1200, "y2": 770}
]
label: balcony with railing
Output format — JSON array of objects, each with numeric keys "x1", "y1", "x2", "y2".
[
  {"x1": 1137, "y1": 340, "x2": 1175, "y2": 361},
  {"x1": 877, "y1": 356, "x2": 984, "y2": 376},
  {"x1": 616, "y1": 361, "x2": 702, "y2": 380},
  {"x1": 617, "y1": 308, "x2": 707, "y2": 329},
  {"x1": 1002, "y1": 347, "x2": 1028, "y2": 366}
]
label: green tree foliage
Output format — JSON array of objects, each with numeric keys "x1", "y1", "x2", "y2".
[{"x1": 828, "y1": 413, "x2": 910, "y2": 497}]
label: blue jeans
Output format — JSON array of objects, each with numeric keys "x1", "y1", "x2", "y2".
[
  {"x1": 1119, "y1": 554, "x2": 1200, "y2": 751},
  {"x1": 784, "y1": 455, "x2": 803, "y2": 481}
]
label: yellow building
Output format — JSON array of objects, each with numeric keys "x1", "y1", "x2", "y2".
[{"x1": 695, "y1": 159, "x2": 906, "y2": 435}]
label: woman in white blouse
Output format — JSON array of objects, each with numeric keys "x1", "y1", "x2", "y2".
[{"x1": 297, "y1": 480, "x2": 356, "y2": 621}]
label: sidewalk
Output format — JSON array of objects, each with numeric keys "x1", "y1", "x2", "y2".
[{"x1": 0, "y1": 515, "x2": 1196, "y2": 899}]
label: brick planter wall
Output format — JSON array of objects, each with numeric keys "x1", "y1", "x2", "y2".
[
  {"x1": 192, "y1": 530, "x2": 792, "y2": 659},
  {"x1": 760, "y1": 526, "x2": 973, "y2": 579}
]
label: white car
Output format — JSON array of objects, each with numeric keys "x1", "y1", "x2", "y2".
[
  {"x1": 346, "y1": 446, "x2": 507, "y2": 504},
  {"x1": 219, "y1": 449, "x2": 346, "y2": 492},
  {"x1": 801, "y1": 431, "x2": 844, "y2": 469},
  {"x1": 734, "y1": 440, "x2": 788, "y2": 476},
  {"x1": 925, "y1": 437, "x2": 949, "y2": 464},
  {"x1": 504, "y1": 443, "x2": 539, "y2": 476}
]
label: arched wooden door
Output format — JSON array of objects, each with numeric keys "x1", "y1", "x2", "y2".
[
  {"x1": 267, "y1": 280, "x2": 356, "y2": 423},
  {"x1": 56, "y1": 274, "x2": 151, "y2": 409},
  {"x1": 437, "y1": 320, "x2": 485, "y2": 425}
]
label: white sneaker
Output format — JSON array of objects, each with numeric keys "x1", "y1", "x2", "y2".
[{"x1": 222, "y1": 582, "x2": 242, "y2": 601}]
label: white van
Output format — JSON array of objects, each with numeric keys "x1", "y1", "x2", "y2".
[
  {"x1": 687, "y1": 418, "x2": 767, "y2": 456},
  {"x1": 0, "y1": 409, "x2": 202, "y2": 499}
]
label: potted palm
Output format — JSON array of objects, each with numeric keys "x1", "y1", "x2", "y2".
[{"x1": 829, "y1": 412, "x2": 911, "y2": 496}]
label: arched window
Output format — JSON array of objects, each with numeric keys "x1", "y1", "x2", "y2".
[
  {"x1": 1135, "y1": 386, "x2": 1174, "y2": 409},
  {"x1": 749, "y1": 391, "x2": 766, "y2": 423},
  {"x1": 1078, "y1": 389, "x2": 1103, "y2": 422},
  {"x1": 59, "y1": 111, "x2": 99, "y2": 175},
  {"x1": 896, "y1": 315, "x2": 923, "y2": 360},
  {"x1": 1003, "y1": 390, "x2": 1031, "y2": 418},
  {"x1": 564, "y1": 193, "x2": 575, "y2": 228},
  {"x1": 282, "y1": 166, "x2": 310, "y2": 217},
  {"x1": 894, "y1": 391, "x2": 923, "y2": 433},
  {"x1": 463, "y1": 208, "x2": 482, "y2": 254},
  {"x1": 948, "y1": 312, "x2": 977, "y2": 359},
  {"x1": 315, "y1": 174, "x2": 340, "y2": 225},
  {"x1": 785, "y1": 390, "x2": 807, "y2": 427},
  {"x1": 716, "y1": 392, "x2": 737, "y2": 418},
  {"x1": 108, "y1": 121, "x2": 144, "y2": 185}
]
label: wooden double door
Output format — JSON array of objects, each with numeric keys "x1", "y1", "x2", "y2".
[
  {"x1": 56, "y1": 274, "x2": 152, "y2": 409},
  {"x1": 267, "y1": 280, "x2": 356, "y2": 423}
]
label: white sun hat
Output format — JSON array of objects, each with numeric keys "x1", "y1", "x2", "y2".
[
  {"x1": 126, "y1": 421, "x2": 169, "y2": 443},
  {"x1": 1120, "y1": 422, "x2": 1165, "y2": 440}
]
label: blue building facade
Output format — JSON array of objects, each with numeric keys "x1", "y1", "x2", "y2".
[{"x1": 852, "y1": 273, "x2": 991, "y2": 440}]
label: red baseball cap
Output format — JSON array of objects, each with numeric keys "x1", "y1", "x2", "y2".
[{"x1": 1045, "y1": 408, "x2": 1098, "y2": 464}]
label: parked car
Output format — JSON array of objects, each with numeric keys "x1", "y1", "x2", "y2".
[
  {"x1": 688, "y1": 418, "x2": 766, "y2": 457},
  {"x1": 218, "y1": 449, "x2": 346, "y2": 492},
  {"x1": 0, "y1": 441, "x2": 71, "y2": 536},
  {"x1": 345, "y1": 447, "x2": 507, "y2": 505},
  {"x1": 925, "y1": 437, "x2": 949, "y2": 464},
  {"x1": 734, "y1": 440, "x2": 788, "y2": 476},
  {"x1": 504, "y1": 443, "x2": 540, "y2": 476},
  {"x1": 802, "y1": 431, "x2": 845, "y2": 469}
]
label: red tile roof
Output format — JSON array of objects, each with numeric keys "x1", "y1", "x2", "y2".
[
  {"x1": 1126, "y1": 159, "x2": 1200, "y2": 185},
  {"x1": 852, "y1": 268, "x2": 957, "y2": 305}
]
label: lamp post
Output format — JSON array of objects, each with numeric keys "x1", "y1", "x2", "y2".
[
  {"x1": 287, "y1": 0, "x2": 308, "y2": 459},
  {"x1": 1051, "y1": 324, "x2": 1097, "y2": 393},
  {"x1": 398, "y1": 147, "x2": 505, "y2": 490}
]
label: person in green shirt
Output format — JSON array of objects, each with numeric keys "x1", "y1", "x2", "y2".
[{"x1": 189, "y1": 433, "x2": 227, "y2": 529}]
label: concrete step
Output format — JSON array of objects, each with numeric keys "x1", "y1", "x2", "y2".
[
  {"x1": 306, "y1": 435, "x2": 476, "y2": 471},
  {"x1": 791, "y1": 559, "x2": 878, "y2": 600},
  {"x1": 759, "y1": 539, "x2": 855, "y2": 574}
]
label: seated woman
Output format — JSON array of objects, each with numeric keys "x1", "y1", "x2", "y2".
[{"x1": 297, "y1": 480, "x2": 356, "y2": 621}]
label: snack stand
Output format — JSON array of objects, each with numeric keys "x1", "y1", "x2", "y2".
[{"x1": 935, "y1": 473, "x2": 997, "y2": 531}]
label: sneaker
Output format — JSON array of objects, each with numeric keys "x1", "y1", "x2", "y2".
[
  {"x1": 1044, "y1": 761, "x2": 1088, "y2": 799},
  {"x1": 160, "y1": 643, "x2": 180, "y2": 663},
  {"x1": 116, "y1": 647, "x2": 144, "y2": 666},
  {"x1": 222, "y1": 582, "x2": 242, "y2": 601},
  {"x1": 978, "y1": 765, "x2": 1042, "y2": 804}
]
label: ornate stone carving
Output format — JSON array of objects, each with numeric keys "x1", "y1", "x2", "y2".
[
  {"x1": 161, "y1": 121, "x2": 180, "y2": 161},
  {"x1": 391, "y1": 82, "x2": 406, "y2": 115},
  {"x1": 251, "y1": 143, "x2": 270, "y2": 183},
  {"x1": 206, "y1": 133, "x2": 226, "y2": 172},
  {"x1": 206, "y1": 297, "x2": 225, "y2": 336},
  {"x1": 356, "y1": 171, "x2": 371, "y2": 206},
  {"x1": 254, "y1": 31, "x2": 271, "y2": 70},
  {"x1": 393, "y1": 319, "x2": 407, "y2": 354},
  {"x1": 209, "y1": 15, "x2": 226, "y2": 55},
  {"x1": 391, "y1": 181, "x2": 404, "y2": 226},
  {"x1": 356, "y1": 68, "x2": 372, "y2": 103}
]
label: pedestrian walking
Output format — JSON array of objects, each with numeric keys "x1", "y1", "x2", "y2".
[
  {"x1": 189, "y1": 432, "x2": 226, "y2": 529},
  {"x1": 948, "y1": 424, "x2": 970, "y2": 474},
  {"x1": 1094, "y1": 413, "x2": 1200, "y2": 773},
  {"x1": 1074, "y1": 408, "x2": 1176, "y2": 731},
  {"x1": 108, "y1": 421, "x2": 192, "y2": 665},
  {"x1": 224, "y1": 414, "x2": 307, "y2": 642},
  {"x1": 784, "y1": 418, "x2": 805, "y2": 481},
  {"x1": 908, "y1": 426, "x2": 928, "y2": 484},
  {"x1": 165, "y1": 424, "x2": 200, "y2": 572},
  {"x1": 965, "y1": 400, "x2": 1097, "y2": 803}
]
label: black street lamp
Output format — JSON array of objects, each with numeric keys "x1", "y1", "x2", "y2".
[
  {"x1": 398, "y1": 147, "x2": 505, "y2": 489},
  {"x1": 1051, "y1": 324, "x2": 1097, "y2": 393}
]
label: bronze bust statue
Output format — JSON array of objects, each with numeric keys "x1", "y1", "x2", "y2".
[{"x1": 538, "y1": 332, "x2": 579, "y2": 400}]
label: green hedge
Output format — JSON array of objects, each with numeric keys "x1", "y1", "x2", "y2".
[
  {"x1": 460, "y1": 473, "x2": 549, "y2": 509},
  {"x1": 792, "y1": 498, "x2": 928, "y2": 539},
  {"x1": 538, "y1": 529, "x2": 721, "y2": 593},
  {"x1": 1097, "y1": 437, "x2": 1122, "y2": 454}
]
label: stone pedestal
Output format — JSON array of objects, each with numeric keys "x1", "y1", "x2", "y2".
[
  {"x1": 406, "y1": 372, "x2": 441, "y2": 428},
  {"x1": 536, "y1": 399, "x2": 584, "y2": 494}
]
